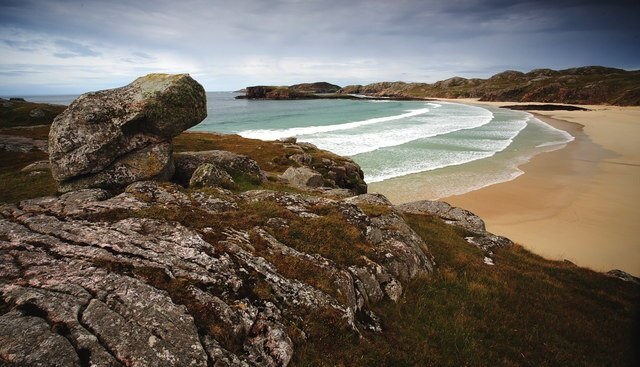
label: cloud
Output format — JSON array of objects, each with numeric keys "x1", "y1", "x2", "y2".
[
  {"x1": 53, "y1": 39, "x2": 101, "y2": 58},
  {"x1": 0, "y1": 0, "x2": 639, "y2": 94}
]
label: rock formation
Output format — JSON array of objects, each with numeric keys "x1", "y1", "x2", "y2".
[
  {"x1": 288, "y1": 82, "x2": 341, "y2": 94},
  {"x1": 396, "y1": 200, "x2": 513, "y2": 263},
  {"x1": 173, "y1": 150, "x2": 266, "y2": 186},
  {"x1": 0, "y1": 180, "x2": 434, "y2": 366},
  {"x1": 48, "y1": 73, "x2": 207, "y2": 192}
]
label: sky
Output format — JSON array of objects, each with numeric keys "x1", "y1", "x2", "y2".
[{"x1": 0, "y1": 0, "x2": 639, "y2": 95}]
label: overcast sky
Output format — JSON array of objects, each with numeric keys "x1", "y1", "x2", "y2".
[{"x1": 1, "y1": 0, "x2": 638, "y2": 94}]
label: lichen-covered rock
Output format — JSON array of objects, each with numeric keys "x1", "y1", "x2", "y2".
[
  {"x1": 48, "y1": 73, "x2": 206, "y2": 190},
  {"x1": 174, "y1": 150, "x2": 266, "y2": 185},
  {"x1": 396, "y1": 199, "x2": 513, "y2": 262},
  {"x1": 0, "y1": 183, "x2": 433, "y2": 365},
  {"x1": 57, "y1": 141, "x2": 175, "y2": 193},
  {"x1": 189, "y1": 163, "x2": 236, "y2": 189},
  {"x1": 280, "y1": 166, "x2": 324, "y2": 188},
  {"x1": 396, "y1": 200, "x2": 485, "y2": 232}
]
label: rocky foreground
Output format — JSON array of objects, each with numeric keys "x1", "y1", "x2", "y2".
[
  {"x1": 0, "y1": 74, "x2": 514, "y2": 366},
  {"x1": 1, "y1": 75, "x2": 638, "y2": 366}
]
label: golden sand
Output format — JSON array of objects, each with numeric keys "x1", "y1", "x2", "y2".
[{"x1": 373, "y1": 99, "x2": 640, "y2": 275}]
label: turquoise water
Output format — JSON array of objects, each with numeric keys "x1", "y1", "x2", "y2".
[
  {"x1": 193, "y1": 93, "x2": 573, "y2": 187},
  {"x1": 27, "y1": 92, "x2": 573, "y2": 196}
]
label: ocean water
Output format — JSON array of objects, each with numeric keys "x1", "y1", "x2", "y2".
[{"x1": 25, "y1": 92, "x2": 573, "y2": 198}]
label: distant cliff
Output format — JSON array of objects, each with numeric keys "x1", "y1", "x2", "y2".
[
  {"x1": 338, "y1": 66, "x2": 640, "y2": 105},
  {"x1": 238, "y1": 82, "x2": 341, "y2": 100},
  {"x1": 289, "y1": 82, "x2": 341, "y2": 94}
]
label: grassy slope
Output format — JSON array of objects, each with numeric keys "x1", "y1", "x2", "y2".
[
  {"x1": 294, "y1": 214, "x2": 639, "y2": 366},
  {"x1": 0, "y1": 100, "x2": 66, "y2": 128},
  {"x1": 0, "y1": 101, "x2": 63, "y2": 202},
  {"x1": 348, "y1": 67, "x2": 640, "y2": 105}
]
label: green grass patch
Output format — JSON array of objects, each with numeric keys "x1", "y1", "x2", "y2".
[
  {"x1": 292, "y1": 213, "x2": 640, "y2": 366},
  {"x1": 0, "y1": 151, "x2": 56, "y2": 203},
  {"x1": 269, "y1": 206, "x2": 374, "y2": 267},
  {"x1": 0, "y1": 101, "x2": 66, "y2": 128}
]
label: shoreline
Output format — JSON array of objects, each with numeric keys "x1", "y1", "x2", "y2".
[{"x1": 373, "y1": 99, "x2": 640, "y2": 276}]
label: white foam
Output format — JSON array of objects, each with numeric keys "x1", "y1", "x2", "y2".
[
  {"x1": 238, "y1": 106, "x2": 432, "y2": 141},
  {"x1": 361, "y1": 115, "x2": 528, "y2": 182},
  {"x1": 304, "y1": 112, "x2": 496, "y2": 156}
]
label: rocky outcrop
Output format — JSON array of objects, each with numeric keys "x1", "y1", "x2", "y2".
[
  {"x1": 272, "y1": 141, "x2": 367, "y2": 194},
  {"x1": 189, "y1": 163, "x2": 236, "y2": 189},
  {"x1": 239, "y1": 83, "x2": 341, "y2": 100},
  {"x1": 0, "y1": 134, "x2": 48, "y2": 152},
  {"x1": 607, "y1": 269, "x2": 640, "y2": 284},
  {"x1": 241, "y1": 86, "x2": 313, "y2": 100},
  {"x1": 174, "y1": 150, "x2": 266, "y2": 186},
  {"x1": 289, "y1": 82, "x2": 341, "y2": 94},
  {"x1": 0, "y1": 180, "x2": 434, "y2": 366},
  {"x1": 396, "y1": 200, "x2": 513, "y2": 263},
  {"x1": 48, "y1": 73, "x2": 207, "y2": 192}
]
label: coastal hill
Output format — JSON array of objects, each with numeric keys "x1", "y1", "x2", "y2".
[
  {"x1": 339, "y1": 66, "x2": 640, "y2": 105},
  {"x1": 0, "y1": 75, "x2": 638, "y2": 366},
  {"x1": 238, "y1": 66, "x2": 640, "y2": 105},
  {"x1": 237, "y1": 82, "x2": 341, "y2": 100}
]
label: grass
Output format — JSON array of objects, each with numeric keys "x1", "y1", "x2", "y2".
[
  {"x1": 0, "y1": 151, "x2": 57, "y2": 203},
  {"x1": 268, "y1": 206, "x2": 374, "y2": 268},
  {"x1": 174, "y1": 131, "x2": 352, "y2": 175},
  {"x1": 174, "y1": 132, "x2": 300, "y2": 173},
  {"x1": 291, "y1": 213, "x2": 640, "y2": 366},
  {"x1": 0, "y1": 100, "x2": 66, "y2": 128}
]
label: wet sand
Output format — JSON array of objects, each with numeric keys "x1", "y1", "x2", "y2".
[{"x1": 372, "y1": 100, "x2": 640, "y2": 276}]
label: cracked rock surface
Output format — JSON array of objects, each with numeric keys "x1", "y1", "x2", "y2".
[
  {"x1": 0, "y1": 181, "x2": 434, "y2": 366},
  {"x1": 396, "y1": 200, "x2": 513, "y2": 263}
]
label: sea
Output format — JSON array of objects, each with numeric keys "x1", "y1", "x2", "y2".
[{"x1": 23, "y1": 92, "x2": 573, "y2": 199}]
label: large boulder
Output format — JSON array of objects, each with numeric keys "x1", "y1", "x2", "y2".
[{"x1": 49, "y1": 73, "x2": 206, "y2": 191}]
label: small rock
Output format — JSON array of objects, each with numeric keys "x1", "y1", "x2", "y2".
[
  {"x1": 278, "y1": 137, "x2": 297, "y2": 144},
  {"x1": 607, "y1": 269, "x2": 640, "y2": 284},
  {"x1": 21, "y1": 160, "x2": 51, "y2": 173},
  {"x1": 189, "y1": 163, "x2": 235, "y2": 189},
  {"x1": 289, "y1": 153, "x2": 313, "y2": 166},
  {"x1": 29, "y1": 108, "x2": 46, "y2": 118},
  {"x1": 280, "y1": 166, "x2": 324, "y2": 188}
]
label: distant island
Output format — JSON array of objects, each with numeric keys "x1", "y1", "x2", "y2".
[{"x1": 237, "y1": 66, "x2": 640, "y2": 105}]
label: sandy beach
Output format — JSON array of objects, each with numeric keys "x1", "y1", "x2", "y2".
[{"x1": 372, "y1": 99, "x2": 640, "y2": 276}]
